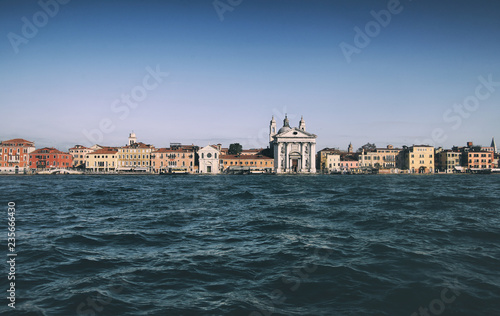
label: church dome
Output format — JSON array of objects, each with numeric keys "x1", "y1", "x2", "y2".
[
  {"x1": 278, "y1": 115, "x2": 291, "y2": 133},
  {"x1": 278, "y1": 126, "x2": 291, "y2": 134}
]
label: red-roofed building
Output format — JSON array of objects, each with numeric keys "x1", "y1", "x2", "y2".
[
  {"x1": 117, "y1": 142, "x2": 154, "y2": 172},
  {"x1": 0, "y1": 138, "x2": 36, "y2": 173},
  {"x1": 29, "y1": 148, "x2": 73, "y2": 170},
  {"x1": 85, "y1": 147, "x2": 119, "y2": 172},
  {"x1": 467, "y1": 150, "x2": 494, "y2": 170},
  {"x1": 151, "y1": 146, "x2": 197, "y2": 174},
  {"x1": 69, "y1": 144, "x2": 103, "y2": 168}
]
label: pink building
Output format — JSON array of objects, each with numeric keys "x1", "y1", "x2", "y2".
[{"x1": 339, "y1": 158, "x2": 359, "y2": 172}]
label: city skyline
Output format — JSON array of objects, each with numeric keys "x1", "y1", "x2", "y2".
[{"x1": 1, "y1": 0, "x2": 500, "y2": 151}]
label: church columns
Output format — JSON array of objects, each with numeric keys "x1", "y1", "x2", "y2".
[
  {"x1": 285, "y1": 143, "x2": 290, "y2": 172},
  {"x1": 301, "y1": 143, "x2": 306, "y2": 172},
  {"x1": 270, "y1": 115, "x2": 317, "y2": 174},
  {"x1": 276, "y1": 142, "x2": 283, "y2": 173},
  {"x1": 310, "y1": 143, "x2": 316, "y2": 172}
]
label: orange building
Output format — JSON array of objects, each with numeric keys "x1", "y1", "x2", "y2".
[
  {"x1": 467, "y1": 150, "x2": 494, "y2": 170},
  {"x1": 220, "y1": 154, "x2": 274, "y2": 173},
  {"x1": 151, "y1": 146, "x2": 196, "y2": 174},
  {"x1": 0, "y1": 138, "x2": 36, "y2": 173},
  {"x1": 29, "y1": 148, "x2": 73, "y2": 170}
]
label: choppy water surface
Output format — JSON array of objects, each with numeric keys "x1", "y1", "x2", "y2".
[{"x1": 1, "y1": 175, "x2": 499, "y2": 315}]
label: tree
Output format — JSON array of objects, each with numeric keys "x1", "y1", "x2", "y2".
[
  {"x1": 228, "y1": 143, "x2": 243, "y2": 155},
  {"x1": 357, "y1": 143, "x2": 376, "y2": 153}
]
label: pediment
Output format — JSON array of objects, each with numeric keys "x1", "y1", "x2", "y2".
[
  {"x1": 199, "y1": 145, "x2": 219, "y2": 153},
  {"x1": 276, "y1": 128, "x2": 316, "y2": 139}
]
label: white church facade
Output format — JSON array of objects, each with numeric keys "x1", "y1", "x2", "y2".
[
  {"x1": 269, "y1": 115, "x2": 317, "y2": 174},
  {"x1": 198, "y1": 145, "x2": 220, "y2": 174}
]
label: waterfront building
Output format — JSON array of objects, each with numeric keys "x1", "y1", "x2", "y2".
[
  {"x1": 117, "y1": 142, "x2": 154, "y2": 172},
  {"x1": 326, "y1": 154, "x2": 341, "y2": 173},
  {"x1": 339, "y1": 157, "x2": 359, "y2": 173},
  {"x1": 114, "y1": 132, "x2": 154, "y2": 172},
  {"x1": 270, "y1": 115, "x2": 317, "y2": 174},
  {"x1": 435, "y1": 149, "x2": 463, "y2": 173},
  {"x1": 358, "y1": 145, "x2": 403, "y2": 171},
  {"x1": 467, "y1": 150, "x2": 494, "y2": 170},
  {"x1": 85, "y1": 148, "x2": 118, "y2": 172},
  {"x1": 317, "y1": 148, "x2": 342, "y2": 173},
  {"x1": 69, "y1": 145, "x2": 89, "y2": 168},
  {"x1": 198, "y1": 145, "x2": 220, "y2": 174},
  {"x1": 29, "y1": 147, "x2": 73, "y2": 170},
  {"x1": 402, "y1": 145, "x2": 435, "y2": 173},
  {"x1": 69, "y1": 144, "x2": 102, "y2": 168},
  {"x1": 0, "y1": 138, "x2": 36, "y2": 173},
  {"x1": 220, "y1": 154, "x2": 273, "y2": 173},
  {"x1": 151, "y1": 145, "x2": 197, "y2": 174}
]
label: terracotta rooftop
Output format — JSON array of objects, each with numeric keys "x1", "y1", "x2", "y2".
[
  {"x1": 31, "y1": 147, "x2": 69, "y2": 154},
  {"x1": 88, "y1": 147, "x2": 118, "y2": 155},
  {"x1": 69, "y1": 145, "x2": 89, "y2": 150},
  {"x1": 121, "y1": 142, "x2": 152, "y2": 149},
  {"x1": 221, "y1": 154, "x2": 273, "y2": 160},
  {"x1": 1, "y1": 138, "x2": 35, "y2": 146},
  {"x1": 153, "y1": 148, "x2": 195, "y2": 153}
]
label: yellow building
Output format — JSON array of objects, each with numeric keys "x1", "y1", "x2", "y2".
[
  {"x1": 117, "y1": 142, "x2": 154, "y2": 172},
  {"x1": 85, "y1": 148, "x2": 118, "y2": 172},
  {"x1": 220, "y1": 154, "x2": 274, "y2": 173},
  {"x1": 403, "y1": 145, "x2": 435, "y2": 173}
]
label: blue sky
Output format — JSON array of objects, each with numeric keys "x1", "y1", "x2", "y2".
[{"x1": 1, "y1": 0, "x2": 499, "y2": 151}]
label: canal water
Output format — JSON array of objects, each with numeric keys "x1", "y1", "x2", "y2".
[{"x1": 1, "y1": 174, "x2": 499, "y2": 315}]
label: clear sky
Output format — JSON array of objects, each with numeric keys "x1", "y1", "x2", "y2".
[{"x1": 1, "y1": 0, "x2": 499, "y2": 151}]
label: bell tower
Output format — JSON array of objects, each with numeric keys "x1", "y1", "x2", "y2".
[
  {"x1": 299, "y1": 116, "x2": 306, "y2": 131},
  {"x1": 269, "y1": 116, "x2": 277, "y2": 142},
  {"x1": 128, "y1": 132, "x2": 137, "y2": 146}
]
